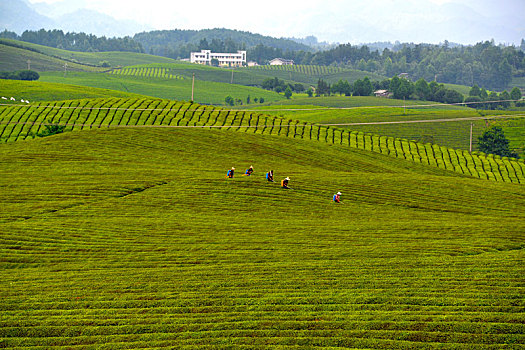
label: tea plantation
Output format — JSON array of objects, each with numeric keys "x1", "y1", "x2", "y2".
[
  {"x1": 1, "y1": 98, "x2": 524, "y2": 183},
  {"x1": 1, "y1": 98, "x2": 524, "y2": 349}
]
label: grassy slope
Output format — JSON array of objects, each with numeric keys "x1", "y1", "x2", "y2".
[
  {"x1": 1, "y1": 126, "x2": 524, "y2": 348},
  {"x1": 243, "y1": 65, "x2": 387, "y2": 85},
  {"x1": 39, "y1": 71, "x2": 286, "y2": 105},
  {"x1": 0, "y1": 39, "x2": 178, "y2": 68},
  {"x1": 0, "y1": 79, "x2": 143, "y2": 102},
  {"x1": 110, "y1": 62, "x2": 281, "y2": 86},
  {"x1": 0, "y1": 43, "x2": 104, "y2": 72},
  {"x1": 0, "y1": 98, "x2": 523, "y2": 184},
  {"x1": 243, "y1": 96, "x2": 525, "y2": 156}
]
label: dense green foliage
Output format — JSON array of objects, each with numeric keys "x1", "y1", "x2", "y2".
[
  {"x1": 288, "y1": 41, "x2": 524, "y2": 90},
  {"x1": 0, "y1": 98, "x2": 523, "y2": 183},
  {"x1": 478, "y1": 126, "x2": 519, "y2": 158},
  {"x1": 1, "y1": 124, "x2": 524, "y2": 348},
  {"x1": 133, "y1": 28, "x2": 311, "y2": 59},
  {"x1": 0, "y1": 69, "x2": 39, "y2": 81},
  {"x1": 0, "y1": 29, "x2": 144, "y2": 53}
]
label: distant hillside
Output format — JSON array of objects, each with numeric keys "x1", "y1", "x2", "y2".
[
  {"x1": 0, "y1": 39, "x2": 178, "y2": 71},
  {"x1": 133, "y1": 28, "x2": 313, "y2": 60}
]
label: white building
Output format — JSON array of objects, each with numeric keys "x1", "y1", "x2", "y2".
[
  {"x1": 269, "y1": 58, "x2": 294, "y2": 66},
  {"x1": 190, "y1": 50, "x2": 247, "y2": 67}
]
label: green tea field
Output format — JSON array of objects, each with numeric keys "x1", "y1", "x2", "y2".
[
  {"x1": 242, "y1": 98, "x2": 525, "y2": 157},
  {"x1": 0, "y1": 98, "x2": 524, "y2": 183},
  {"x1": 1, "y1": 119, "x2": 524, "y2": 348},
  {"x1": 38, "y1": 72, "x2": 285, "y2": 105}
]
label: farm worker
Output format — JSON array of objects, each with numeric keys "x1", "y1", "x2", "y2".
[
  {"x1": 332, "y1": 192, "x2": 342, "y2": 203},
  {"x1": 243, "y1": 165, "x2": 254, "y2": 176},
  {"x1": 266, "y1": 170, "x2": 274, "y2": 182},
  {"x1": 281, "y1": 177, "x2": 290, "y2": 189},
  {"x1": 226, "y1": 167, "x2": 235, "y2": 178}
]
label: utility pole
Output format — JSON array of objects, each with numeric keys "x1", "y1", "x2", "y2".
[
  {"x1": 469, "y1": 122, "x2": 473, "y2": 153},
  {"x1": 191, "y1": 73, "x2": 195, "y2": 101},
  {"x1": 27, "y1": 59, "x2": 31, "y2": 70},
  {"x1": 64, "y1": 63, "x2": 68, "y2": 77},
  {"x1": 230, "y1": 69, "x2": 234, "y2": 84},
  {"x1": 403, "y1": 97, "x2": 406, "y2": 115}
]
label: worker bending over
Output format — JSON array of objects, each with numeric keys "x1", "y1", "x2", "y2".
[
  {"x1": 243, "y1": 165, "x2": 254, "y2": 176},
  {"x1": 281, "y1": 177, "x2": 290, "y2": 189},
  {"x1": 226, "y1": 167, "x2": 235, "y2": 178},
  {"x1": 332, "y1": 191, "x2": 343, "y2": 203},
  {"x1": 266, "y1": 170, "x2": 274, "y2": 182}
]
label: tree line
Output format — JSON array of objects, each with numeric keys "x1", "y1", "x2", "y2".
[
  {"x1": 0, "y1": 29, "x2": 144, "y2": 53},
  {"x1": 313, "y1": 76, "x2": 522, "y2": 109},
  {"x1": 0, "y1": 70, "x2": 39, "y2": 81}
]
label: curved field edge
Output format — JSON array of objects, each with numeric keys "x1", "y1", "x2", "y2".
[
  {"x1": 0, "y1": 97, "x2": 523, "y2": 184},
  {"x1": 0, "y1": 127, "x2": 524, "y2": 349}
]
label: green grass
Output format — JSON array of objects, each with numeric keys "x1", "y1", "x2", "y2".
[
  {"x1": 243, "y1": 64, "x2": 386, "y2": 85},
  {"x1": 1, "y1": 97, "x2": 523, "y2": 184},
  {"x1": 109, "y1": 65, "x2": 184, "y2": 80},
  {"x1": 240, "y1": 98, "x2": 525, "y2": 157},
  {"x1": 38, "y1": 71, "x2": 286, "y2": 105},
  {"x1": 0, "y1": 123, "x2": 524, "y2": 348},
  {"x1": 0, "y1": 79, "x2": 144, "y2": 102},
  {"x1": 0, "y1": 42, "x2": 105, "y2": 72},
  {"x1": 0, "y1": 39, "x2": 179, "y2": 69}
]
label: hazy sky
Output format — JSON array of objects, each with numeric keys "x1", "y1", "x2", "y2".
[{"x1": 27, "y1": 0, "x2": 525, "y2": 44}]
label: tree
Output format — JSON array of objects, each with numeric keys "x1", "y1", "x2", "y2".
[
  {"x1": 259, "y1": 97, "x2": 265, "y2": 103},
  {"x1": 414, "y1": 78, "x2": 431, "y2": 100},
  {"x1": 469, "y1": 84, "x2": 481, "y2": 97},
  {"x1": 510, "y1": 87, "x2": 522, "y2": 102},
  {"x1": 444, "y1": 89, "x2": 464, "y2": 104},
  {"x1": 284, "y1": 87, "x2": 292, "y2": 99},
  {"x1": 478, "y1": 126, "x2": 518, "y2": 158},
  {"x1": 316, "y1": 79, "x2": 330, "y2": 96},
  {"x1": 306, "y1": 88, "x2": 313, "y2": 97},
  {"x1": 225, "y1": 96, "x2": 234, "y2": 106},
  {"x1": 499, "y1": 90, "x2": 511, "y2": 109},
  {"x1": 17, "y1": 70, "x2": 39, "y2": 81}
]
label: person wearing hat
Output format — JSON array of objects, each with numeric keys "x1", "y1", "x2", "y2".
[
  {"x1": 281, "y1": 177, "x2": 290, "y2": 189},
  {"x1": 266, "y1": 170, "x2": 274, "y2": 182},
  {"x1": 243, "y1": 165, "x2": 254, "y2": 176},
  {"x1": 332, "y1": 191, "x2": 343, "y2": 203},
  {"x1": 226, "y1": 167, "x2": 235, "y2": 178}
]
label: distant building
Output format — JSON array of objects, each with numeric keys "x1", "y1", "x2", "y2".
[
  {"x1": 398, "y1": 73, "x2": 410, "y2": 80},
  {"x1": 269, "y1": 58, "x2": 294, "y2": 66},
  {"x1": 374, "y1": 90, "x2": 392, "y2": 98},
  {"x1": 190, "y1": 50, "x2": 247, "y2": 67},
  {"x1": 247, "y1": 61, "x2": 259, "y2": 67}
]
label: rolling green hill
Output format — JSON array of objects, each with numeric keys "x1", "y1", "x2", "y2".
[
  {"x1": 1, "y1": 121, "x2": 524, "y2": 348},
  {"x1": 1, "y1": 97, "x2": 523, "y2": 183},
  {"x1": 0, "y1": 79, "x2": 144, "y2": 102},
  {"x1": 38, "y1": 71, "x2": 286, "y2": 105},
  {"x1": 239, "y1": 97, "x2": 525, "y2": 156},
  {"x1": 0, "y1": 42, "x2": 105, "y2": 72},
  {"x1": 243, "y1": 64, "x2": 386, "y2": 85},
  {"x1": 0, "y1": 39, "x2": 179, "y2": 71}
]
